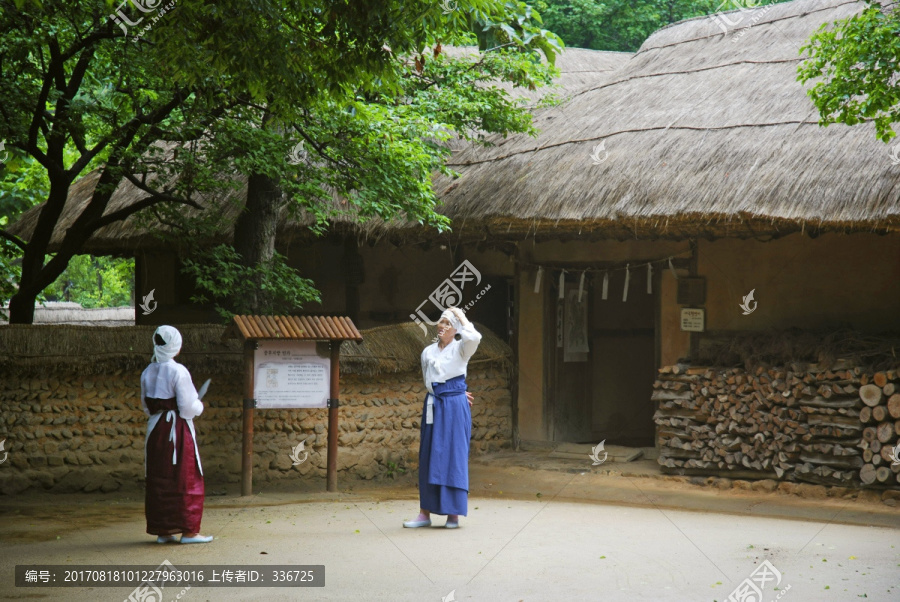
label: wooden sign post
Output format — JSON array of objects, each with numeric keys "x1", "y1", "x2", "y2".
[
  {"x1": 224, "y1": 315, "x2": 362, "y2": 496},
  {"x1": 328, "y1": 343, "x2": 340, "y2": 492}
]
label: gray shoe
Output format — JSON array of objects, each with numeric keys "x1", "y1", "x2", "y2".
[
  {"x1": 444, "y1": 521, "x2": 459, "y2": 529},
  {"x1": 403, "y1": 518, "x2": 432, "y2": 528}
]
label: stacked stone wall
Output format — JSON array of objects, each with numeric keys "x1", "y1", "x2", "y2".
[{"x1": 0, "y1": 365, "x2": 511, "y2": 495}]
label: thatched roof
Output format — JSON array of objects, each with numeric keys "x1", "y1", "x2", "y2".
[
  {"x1": 6, "y1": 47, "x2": 632, "y2": 253},
  {"x1": 0, "y1": 321, "x2": 511, "y2": 376},
  {"x1": 0, "y1": 302, "x2": 135, "y2": 326},
  {"x1": 437, "y1": 0, "x2": 900, "y2": 239},
  {"x1": 11, "y1": 1, "x2": 899, "y2": 252}
]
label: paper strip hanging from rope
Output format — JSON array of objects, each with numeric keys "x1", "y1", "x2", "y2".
[
  {"x1": 623, "y1": 264, "x2": 630, "y2": 302},
  {"x1": 534, "y1": 266, "x2": 543, "y2": 294},
  {"x1": 647, "y1": 262, "x2": 653, "y2": 294},
  {"x1": 558, "y1": 270, "x2": 565, "y2": 300},
  {"x1": 668, "y1": 257, "x2": 678, "y2": 280},
  {"x1": 602, "y1": 271, "x2": 609, "y2": 300},
  {"x1": 523, "y1": 250, "x2": 690, "y2": 278},
  {"x1": 578, "y1": 271, "x2": 585, "y2": 303}
]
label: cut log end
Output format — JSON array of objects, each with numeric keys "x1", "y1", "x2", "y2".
[
  {"x1": 860, "y1": 384, "x2": 883, "y2": 407},
  {"x1": 860, "y1": 463, "x2": 876, "y2": 485}
]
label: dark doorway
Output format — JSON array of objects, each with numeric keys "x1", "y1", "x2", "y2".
[
  {"x1": 590, "y1": 269, "x2": 656, "y2": 446},
  {"x1": 548, "y1": 269, "x2": 657, "y2": 446}
]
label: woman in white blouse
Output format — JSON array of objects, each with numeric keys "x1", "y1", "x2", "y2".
[
  {"x1": 140, "y1": 325, "x2": 212, "y2": 544},
  {"x1": 404, "y1": 307, "x2": 482, "y2": 529}
]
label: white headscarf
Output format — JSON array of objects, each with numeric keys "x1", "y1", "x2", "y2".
[
  {"x1": 440, "y1": 307, "x2": 462, "y2": 331},
  {"x1": 152, "y1": 325, "x2": 183, "y2": 363}
]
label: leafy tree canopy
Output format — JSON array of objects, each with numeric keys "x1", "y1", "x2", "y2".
[
  {"x1": 535, "y1": 0, "x2": 794, "y2": 52},
  {"x1": 0, "y1": 0, "x2": 561, "y2": 321},
  {"x1": 798, "y1": 0, "x2": 900, "y2": 143}
]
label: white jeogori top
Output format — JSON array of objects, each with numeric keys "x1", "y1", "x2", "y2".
[
  {"x1": 140, "y1": 360, "x2": 204, "y2": 419},
  {"x1": 420, "y1": 321, "x2": 482, "y2": 394}
]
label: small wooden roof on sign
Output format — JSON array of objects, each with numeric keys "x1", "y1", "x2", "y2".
[{"x1": 225, "y1": 315, "x2": 363, "y2": 342}]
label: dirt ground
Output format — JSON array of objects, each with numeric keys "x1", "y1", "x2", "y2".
[{"x1": 1, "y1": 451, "x2": 898, "y2": 601}]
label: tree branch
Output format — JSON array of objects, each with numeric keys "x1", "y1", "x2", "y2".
[
  {"x1": 121, "y1": 172, "x2": 202, "y2": 209},
  {"x1": 88, "y1": 193, "x2": 203, "y2": 234},
  {"x1": 69, "y1": 88, "x2": 190, "y2": 177},
  {"x1": 0, "y1": 229, "x2": 28, "y2": 251}
]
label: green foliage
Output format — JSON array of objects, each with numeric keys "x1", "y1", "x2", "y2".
[
  {"x1": 534, "y1": 0, "x2": 716, "y2": 51},
  {"x1": 0, "y1": 238, "x2": 21, "y2": 319},
  {"x1": 534, "y1": 0, "x2": 792, "y2": 52},
  {"x1": 0, "y1": 0, "x2": 564, "y2": 321},
  {"x1": 0, "y1": 155, "x2": 48, "y2": 226},
  {"x1": 798, "y1": 1, "x2": 900, "y2": 142},
  {"x1": 43, "y1": 255, "x2": 135, "y2": 308},
  {"x1": 468, "y1": 0, "x2": 563, "y2": 61},
  {"x1": 181, "y1": 244, "x2": 321, "y2": 322},
  {"x1": 0, "y1": 0, "x2": 561, "y2": 318},
  {"x1": 384, "y1": 461, "x2": 407, "y2": 479}
]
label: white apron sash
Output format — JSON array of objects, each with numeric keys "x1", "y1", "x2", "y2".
[
  {"x1": 145, "y1": 410, "x2": 203, "y2": 477},
  {"x1": 426, "y1": 393, "x2": 435, "y2": 425}
]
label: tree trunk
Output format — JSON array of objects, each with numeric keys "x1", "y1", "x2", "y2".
[
  {"x1": 10, "y1": 246, "x2": 82, "y2": 324},
  {"x1": 7, "y1": 291, "x2": 37, "y2": 324},
  {"x1": 8, "y1": 178, "x2": 74, "y2": 324},
  {"x1": 233, "y1": 171, "x2": 282, "y2": 313}
]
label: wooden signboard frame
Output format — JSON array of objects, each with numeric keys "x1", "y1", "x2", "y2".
[{"x1": 225, "y1": 315, "x2": 362, "y2": 495}]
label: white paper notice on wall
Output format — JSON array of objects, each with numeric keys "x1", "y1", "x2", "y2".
[
  {"x1": 254, "y1": 340, "x2": 330, "y2": 408},
  {"x1": 680, "y1": 308, "x2": 705, "y2": 332}
]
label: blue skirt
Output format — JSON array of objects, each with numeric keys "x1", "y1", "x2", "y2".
[{"x1": 419, "y1": 375, "x2": 471, "y2": 516}]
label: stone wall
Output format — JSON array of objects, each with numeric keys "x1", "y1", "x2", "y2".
[{"x1": 0, "y1": 364, "x2": 512, "y2": 495}]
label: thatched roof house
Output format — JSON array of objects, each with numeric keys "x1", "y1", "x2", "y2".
[{"x1": 436, "y1": 0, "x2": 900, "y2": 240}]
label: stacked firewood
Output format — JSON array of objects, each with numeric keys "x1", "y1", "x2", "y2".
[
  {"x1": 858, "y1": 371, "x2": 900, "y2": 486},
  {"x1": 653, "y1": 362, "x2": 900, "y2": 487}
]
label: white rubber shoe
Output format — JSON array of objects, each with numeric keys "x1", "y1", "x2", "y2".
[{"x1": 180, "y1": 534, "x2": 214, "y2": 544}]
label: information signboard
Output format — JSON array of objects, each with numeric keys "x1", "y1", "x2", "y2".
[{"x1": 253, "y1": 341, "x2": 330, "y2": 408}]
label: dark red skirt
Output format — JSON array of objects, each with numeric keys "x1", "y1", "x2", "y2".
[{"x1": 145, "y1": 397, "x2": 204, "y2": 536}]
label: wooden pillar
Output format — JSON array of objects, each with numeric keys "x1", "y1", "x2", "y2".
[
  {"x1": 241, "y1": 340, "x2": 256, "y2": 496},
  {"x1": 326, "y1": 342, "x2": 341, "y2": 492},
  {"x1": 688, "y1": 239, "x2": 700, "y2": 362},
  {"x1": 511, "y1": 244, "x2": 521, "y2": 450}
]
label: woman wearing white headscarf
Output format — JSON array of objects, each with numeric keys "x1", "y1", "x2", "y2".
[
  {"x1": 140, "y1": 325, "x2": 212, "y2": 544},
  {"x1": 404, "y1": 306, "x2": 481, "y2": 529}
]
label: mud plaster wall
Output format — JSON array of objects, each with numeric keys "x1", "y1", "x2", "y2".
[{"x1": 0, "y1": 365, "x2": 512, "y2": 495}]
